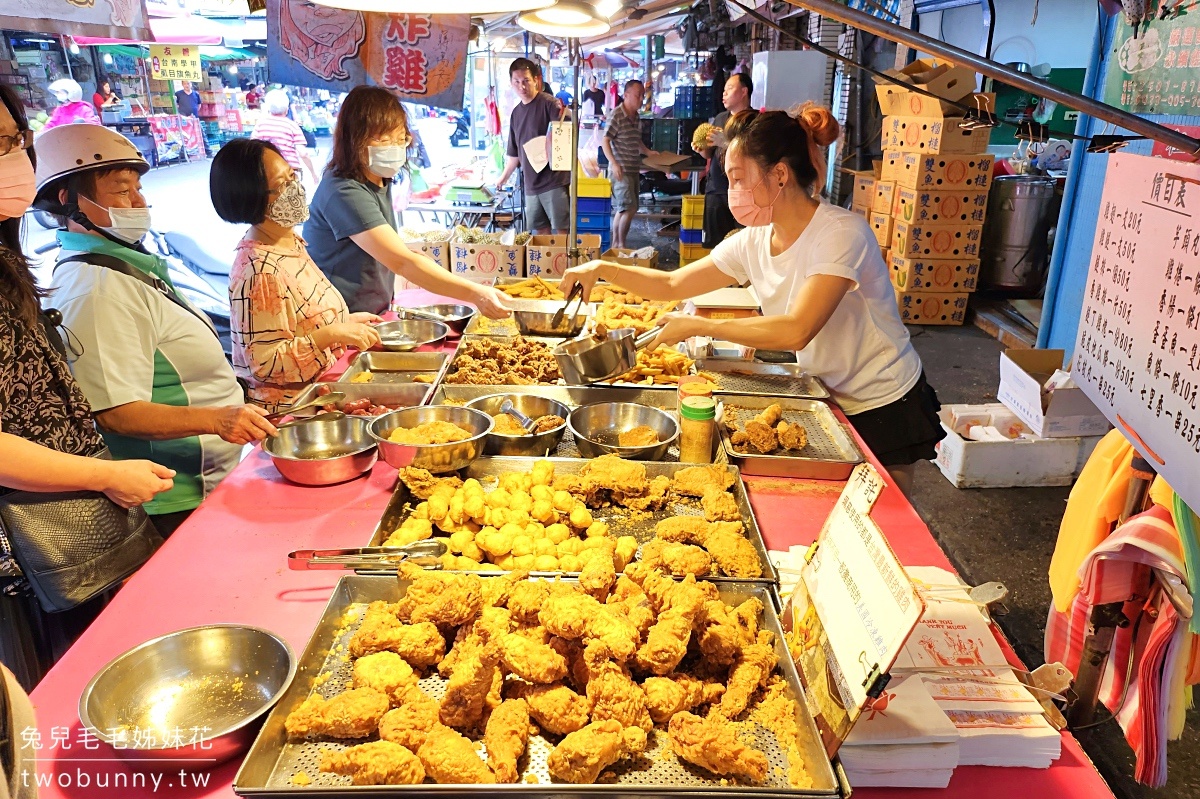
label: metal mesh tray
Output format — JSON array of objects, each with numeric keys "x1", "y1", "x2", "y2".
[
  {"x1": 338, "y1": 352, "x2": 450, "y2": 386},
  {"x1": 287, "y1": 383, "x2": 433, "y2": 419},
  {"x1": 369, "y1": 457, "x2": 775, "y2": 586},
  {"x1": 718, "y1": 396, "x2": 862, "y2": 480},
  {"x1": 232, "y1": 575, "x2": 840, "y2": 797},
  {"x1": 698, "y1": 360, "x2": 829, "y2": 400}
]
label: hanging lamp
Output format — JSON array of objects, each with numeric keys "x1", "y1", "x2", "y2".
[
  {"x1": 312, "y1": 0, "x2": 554, "y2": 16},
  {"x1": 517, "y1": 0, "x2": 610, "y2": 36}
]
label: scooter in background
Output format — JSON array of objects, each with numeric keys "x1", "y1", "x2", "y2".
[{"x1": 449, "y1": 108, "x2": 470, "y2": 147}]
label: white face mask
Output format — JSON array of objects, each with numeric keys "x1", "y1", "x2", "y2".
[
  {"x1": 367, "y1": 145, "x2": 407, "y2": 180},
  {"x1": 82, "y1": 195, "x2": 152, "y2": 244}
]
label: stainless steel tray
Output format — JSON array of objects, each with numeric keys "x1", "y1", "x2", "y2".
[
  {"x1": 287, "y1": 383, "x2": 433, "y2": 419},
  {"x1": 338, "y1": 352, "x2": 450, "y2": 386},
  {"x1": 232, "y1": 575, "x2": 839, "y2": 797},
  {"x1": 698, "y1": 359, "x2": 830, "y2": 400},
  {"x1": 718, "y1": 396, "x2": 863, "y2": 480},
  {"x1": 462, "y1": 314, "x2": 522, "y2": 337},
  {"x1": 369, "y1": 457, "x2": 775, "y2": 586}
]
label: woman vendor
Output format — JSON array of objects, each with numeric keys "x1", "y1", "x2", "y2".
[
  {"x1": 560, "y1": 105, "x2": 944, "y2": 492},
  {"x1": 304, "y1": 86, "x2": 511, "y2": 319}
]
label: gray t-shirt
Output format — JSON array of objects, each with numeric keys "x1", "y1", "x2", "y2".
[
  {"x1": 506, "y1": 92, "x2": 570, "y2": 197},
  {"x1": 304, "y1": 175, "x2": 396, "y2": 315}
]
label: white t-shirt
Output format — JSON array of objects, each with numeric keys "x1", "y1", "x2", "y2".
[{"x1": 710, "y1": 203, "x2": 922, "y2": 414}]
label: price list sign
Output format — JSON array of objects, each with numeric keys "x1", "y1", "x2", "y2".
[{"x1": 1075, "y1": 153, "x2": 1200, "y2": 510}]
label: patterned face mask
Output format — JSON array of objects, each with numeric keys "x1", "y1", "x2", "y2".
[{"x1": 266, "y1": 176, "x2": 309, "y2": 227}]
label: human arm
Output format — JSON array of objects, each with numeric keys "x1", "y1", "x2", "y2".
[
  {"x1": 600, "y1": 138, "x2": 622, "y2": 180},
  {"x1": 496, "y1": 155, "x2": 520, "y2": 189},
  {"x1": 95, "y1": 402, "x2": 276, "y2": 445},
  {"x1": 559, "y1": 256, "x2": 736, "y2": 303}
]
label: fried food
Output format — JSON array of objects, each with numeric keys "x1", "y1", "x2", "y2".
[
  {"x1": 352, "y1": 652, "x2": 419, "y2": 706},
  {"x1": 720, "y1": 630, "x2": 778, "y2": 718},
  {"x1": 668, "y1": 711, "x2": 769, "y2": 783},
  {"x1": 578, "y1": 541, "x2": 617, "y2": 600},
  {"x1": 756, "y1": 404, "x2": 783, "y2": 427},
  {"x1": 655, "y1": 516, "x2": 711, "y2": 544},
  {"x1": 498, "y1": 633, "x2": 569, "y2": 684},
  {"x1": 498, "y1": 275, "x2": 562, "y2": 299},
  {"x1": 776, "y1": 419, "x2": 808, "y2": 450},
  {"x1": 399, "y1": 467, "x2": 463, "y2": 500},
  {"x1": 608, "y1": 345, "x2": 694, "y2": 386},
  {"x1": 584, "y1": 643, "x2": 653, "y2": 730},
  {"x1": 440, "y1": 642, "x2": 501, "y2": 731},
  {"x1": 701, "y1": 486, "x2": 741, "y2": 522},
  {"x1": 617, "y1": 425, "x2": 659, "y2": 447},
  {"x1": 418, "y1": 724, "x2": 496, "y2": 784},
  {"x1": 348, "y1": 602, "x2": 446, "y2": 666},
  {"x1": 633, "y1": 573, "x2": 710, "y2": 675},
  {"x1": 671, "y1": 465, "x2": 735, "y2": 498},
  {"x1": 640, "y1": 539, "x2": 712, "y2": 577},
  {"x1": 506, "y1": 579, "x2": 550, "y2": 624},
  {"x1": 320, "y1": 740, "x2": 426, "y2": 785},
  {"x1": 729, "y1": 405, "x2": 809, "y2": 455},
  {"x1": 742, "y1": 420, "x2": 778, "y2": 454},
  {"x1": 539, "y1": 592, "x2": 640, "y2": 661},
  {"x1": 594, "y1": 296, "x2": 674, "y2": 335},
  {"x1": 696, "y1": 597, "x2": 762, "y2": 665},
  {"x1": 285, "y1": 687, "x2": 390, "y2": 740},
  {"x1": 395, "y1": 565, "x2": 483, "y2": 628},
  {"x1": 484, "y1": 698, "x2": 530, "y2": 783},
  {"x1": 509, "y1": 681, "x2": 590, "y2": 735},
  {"x1": 387, "y1": 420, "x2": 473, "y2": 445},
  {"x1": 446, "y1": 336, "x2": 561, "y2": 385},
  {"x1": 581, "y1": 454, "x2": 646, "y2": 494},
  {"x1": 619, "y1": 474, "x2": 672, "y2": 512},
  {"x1": 547, "y1": 720, "x2": 648, "y2": 784},
  {"x1": 378, "y1": 696, "x2": 440, "y2": 751},
  {"x1": 704, "y1": 521, "x2": 762, "y2": 579},
  {"x1": 643, "y1": 674, "x2": 725, "y2": 723},
  {"x1": 492, "y1": 412, "x2": 566, "y2": 436}
]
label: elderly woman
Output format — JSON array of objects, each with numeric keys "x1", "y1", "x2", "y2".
[
  {"x1": 210, "y1": 137, "x2": 381, "y2": 413},
  {"x1": 251, "y1": 88, "x2": 317, "y2": 188}
]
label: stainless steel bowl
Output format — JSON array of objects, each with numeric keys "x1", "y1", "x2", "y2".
[
  {"x1": 511, "y1": 299, "x2": 589, "y2": 337},
  {"x1": 261, "y1": 415, "x2": 378, "y2": 485},
  {"x1": 369, "y1": 405, "x2": 493, "y2": 473},
  {"x1": 79, "y1": 625, "x2": 295, "y2": 768},
  {"x1": 373, "y1": 319, "x2": 449, "y2": 352},
  {"x1": 568, "y1": 402, "x2": 679, "y2": 460},
  {"x1": 464, "y1": 393, "x2": 571, "y2": 456},
  {"x1": 396, "y1": 304, "x2": 476, "y2": 335}
]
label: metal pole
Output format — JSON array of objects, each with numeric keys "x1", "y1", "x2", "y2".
[
  {"x1": 783, "y1": 0, "x2": 1200, "y2": 158},
  {"x1": 569, "y1": 38, "x2": 581, "y2": 264}
]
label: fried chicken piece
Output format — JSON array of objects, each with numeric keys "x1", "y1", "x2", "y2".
[
  {"x1": 492, "y1": 414, "x2": 530, "y2": 436},
  {"x1": 484, "y1": 699, "x2": 530, "y2": 783},
  {"x1": 440, "y1": 642, "x2": 502, "y2": 731},
  {"x1": 618, "y1": 425, "x2": 659, "y2": 447},
  {"x1": 400, "y1": 467, "x2": 463, "y2": 500},
  {"x1": 618, "y1": 475, "x2": 672, "y2": 512},
  {"x1": 439, "y1": 606, "x2": 511, "y2": 677},
  {"x1": 348, "y1": 602, "x2": 446, "y2": 666},
  {"x1": 418, "y1": 724, "x2": 496, "y2": 784},
  {"x1": 633, "y1": 573, "x2": 711, "y2": 675},
  {"x1": 776, "y1": 419, "x2": 808, "y2": 451},
  {"x1": 534, "y1": 414, "x2": 566, "y2": 434},
  {"x1": 743, "y1": 420, "x2": 778, "y2": 454},
  {"x1": 671, "y1": 464, "x2": 736, "y2": 498},
  {"x1": 701, "y1": 486, "x2": 741, "y2": 523},
  {"x1": 395, "y1": 565, "x2": 483, "y2": 627},
  {"x1": 378, "y1": 696, "x2": 440, "y2": 751},
  {"x1": 705, "y1": 522, "x2": 762, "y2": 579},
  {"x1": 584, "y1": 643, "x2": 653, "y2": 731},
  {"x1": 352, "y1": 652, "x2": 419, "y2": 706},
  {"x1": 696, "y1": 597, "x2": 762, "y2": 665},
  {"x1": 643, "y1": 674, "x2": 726, "y2": 723},
  {"x1": 547, "y1": 720, "x2": 647, "y2": 784},
  {"x1": 581, "y1": 454, "x2": 647, "y2": 495},
  {"x1": 641, "y1": 539, "x2": 713, "y2": 577},
  {"x1": 668, "y1": 711, "x2": 768, "y2": 783},
  {"x1": 730, "y1": 430, "x2": 750, "y2": 449},
  {"x1": 578, "y1": 543, "x2": 617, "y2": 601},
  {"x1": 654, "y1": 515, "x2": 710, "y2": 544},
  {"x1": 539, "y1": 592, "x2": 640, "y2": 661},
  {"x1": 506, "y1": 579, "x2": 550, "y2": 625},
  {"x1": 754, "y1": 403, "x2": 783, "y2": 427},
  {"x1": 605, "y1": 577, "x2": 656, "y2": 638},
  {"x1": 388, "y1": 420, "x2": 473, "y2": 445},
  {"x1": 639, "y1": 569, "x2": 716, "y2": 617},
  {"x1": 285, "y1": 687, "x2": 390, "y2": 740},
  {"x1": 509, "y1": 681, "x2": 590, "y2": 735},
  {"x1": 320, "y1": 740, "x2": 426, "y2": 785},
  {"x1": 720, "y1": 630, "x2": 778, "y2": 718},
  {"x1": 481, "y1": 569, "x2": 530, "y2": 609},
  {"x1": 498, "y1": 633, "x2": 569, "y2": 683}
]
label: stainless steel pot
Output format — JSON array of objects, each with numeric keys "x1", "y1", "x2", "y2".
[
  {"x1": 553, "y1": 326, "x2": 661, "y2": 384},
  {"x1": 261, "y1": 415, "x2": 378, "y2": 486},
  {"x1": 567, "y1": 401, "x2": 678, "y2": 460},
  {"x1": 372, "y1": 318, "x2": 450, "y2": 352},
  {"x1": 395, "y1": 304, "x2": 476, "y2": 335}
]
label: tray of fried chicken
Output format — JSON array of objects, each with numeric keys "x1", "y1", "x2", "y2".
[
  {"x1": 367, "y1": 457, "x2": 775, "y2": 585},
  {"x1": 232, "y1": 571, "x2": 840, "y2": 796},
  {"x1": 718, "y1": 395, "x2": 863, "y2": 481},
  {"x1": 442, "y1": 335, "x2": 565, "y2": 386}
]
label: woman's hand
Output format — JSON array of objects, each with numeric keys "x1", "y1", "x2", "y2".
[
  {"x1": 645, "y1": 312, "x2": 705, "y2": 350},
  {"x1": 348, "y1": 312, "x2": 382, "y2": 325},
  {"x1": 100, "y1": 459, "x2": 176, "y2": 508},
  {"x1": 312, "y1": 322, "x2": 381, "y2": 352},
  {"x1": 472, "y1": 286, "x2": 512, "y2": 320},
  {"x1": 211, "y1": 405, "x2": 279, "y2": 444},
  {"x1": 558, "y1": 260, "x2": 608, "y2": 302}
]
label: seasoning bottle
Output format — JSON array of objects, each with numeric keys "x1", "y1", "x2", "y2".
[
  {"x1": 679, "y1": 396, "x2": 717, "y2": 463},
  {"x1": 678, "y1": 375, "x2": 715, "y2": 409}
]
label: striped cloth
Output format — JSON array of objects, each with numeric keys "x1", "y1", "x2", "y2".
[
  {"x1": 251, "y1": 114, "x2": 307, "y2": 171},
  {"x1": 604, "y1": 105, "x2": 642, "y2": 170}
]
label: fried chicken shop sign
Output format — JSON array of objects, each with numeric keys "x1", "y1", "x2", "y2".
[{"x1": 265, "y1": 0, "x2": 468, "y2": 110}]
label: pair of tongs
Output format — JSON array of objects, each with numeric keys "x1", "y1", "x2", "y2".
[
  {"x1": 288, "y1": 539, "x2": 448, "y2": 571},
  {"x1": 551, "y1": 281, "x2": 586, "y2": 329}
]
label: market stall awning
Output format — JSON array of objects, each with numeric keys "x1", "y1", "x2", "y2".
[
  {"x1": 0, "y1": 0, "x2": 153, "y2": 40},
  {"x1": 73, "y1": 13, "x2": 228, "y2": 45},
  {"x1": 198, "y1": 44, "x2": 259, "y2": 61}
]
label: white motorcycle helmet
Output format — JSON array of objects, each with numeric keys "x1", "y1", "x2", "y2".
[{"x1": 48, "y1": 78, "x2": 83, "y2": 105}]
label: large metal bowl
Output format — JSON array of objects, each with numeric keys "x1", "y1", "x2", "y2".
[
  {"x1": 261, "y1": 415, "x2": 378, "y2": 485},
  {"x1": 372, "y1": 319, "x2": 449, "y2": 352},
  {"x1": 369, "y1": 405, "x2": 493, "y2": 473},
  {"x1": 511, "y1": 299, "x2": 590, "y2": 337},
  {"x1": 396, "y1": 304, "x2": 476, "y2": 335},
  {"x1": 464, "y1": 393, "x2": 571, "y2": 456},
  {"x1": 568, "y1": 402, "x2": 679, "y2": 460},
  {"x1": 79, "y1": 625, "x2": 295, "y2": 768}
]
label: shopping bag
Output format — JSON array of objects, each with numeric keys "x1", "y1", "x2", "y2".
[{"x1": 547, "y1": 107, "x2": 572, "y2": 172}]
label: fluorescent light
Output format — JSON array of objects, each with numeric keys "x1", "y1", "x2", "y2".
[
  {"x1": 312, "y1": 0, "x2": 554, "y2": 13},
  {"x1": 103, "y1": 53, "x2": 113, "y2": 64}
]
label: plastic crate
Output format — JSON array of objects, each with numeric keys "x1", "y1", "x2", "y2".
[
  {"x1": 576, "y1": 213, "x2": 611, "y2": 231},
  {"x1": 680, "y1": 228, "x2": 703, "y2": 244},
  {"x1": 577, "y1": 175, "x2": 612, "y2": 198},
  {"x1": 681, "y1": 195, "x2": 705, "y2": 216},
  {"x1": 576, "y1": 197, "x2": 612, "y2": 214},
  {"x1": 678, "y1": 118, "x2": 703, "y2": 153},
  {"x1": 682, "y1": 211, "x2": 704, "y2": 230},
  {"x1": 680, "y1": 243, "x2": 711, "y2": 260}
]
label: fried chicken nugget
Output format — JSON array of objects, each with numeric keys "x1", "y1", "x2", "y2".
[
  {"x1": 352, "y1": 652, "x2": 420, "y2": 706},
  {"x1": 668, "y1": 711, "x2": 769, "y2": 783},
  {"x1": 498, "y1": 633, "x2": 569, "y2": 684},
  {"x1": 285, "y1": 687, "x2": 390, "y2": 740},
  {"x1": 484, "y1": 698, "x2": 530, "y2": 783},
  {"x1": 320, "y1": 740, "x2": 426, "y2": 785},
  {"x1": 719, "y1": 630, "x2": 778, "y2": 718},
  {"x1": 418, "y1": 724, "x2": 495, "y2": 784},
  {"x1": 378, "y1": 696, "x2": 440, "y2": 751},
  {"x1": 348, "y1": 603, "x2": 446, "y2": 666},
  {"x1": 440, "y1": 642, "x2": 501, "y2": 731},
  {"x1": 643, "y1": 674, "x2": 725, "y2": 723},
  {"x1": 508, "y1": 681, "x2": 590, "y2": 735},
  {"x1": 547, "y1": 720, "x2": 647, "y2": 784},
  {"x1": 701, "y1": 486, "x2": 741, "y2": 523}
]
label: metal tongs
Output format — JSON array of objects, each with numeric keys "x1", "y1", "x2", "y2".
[
  {"x1": 550, "y1": 281, "x2": 586, "y2": 329},
  {"x1": 266, "y1": 391, "x2": 346, "y2": 422},
  {"x1": 288, "y1": 539, "x2": 449, "y2": 571}
]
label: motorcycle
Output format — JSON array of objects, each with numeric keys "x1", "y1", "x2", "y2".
[{"x1": 449, "y1": 108, "x2": 470, "y2": 148}]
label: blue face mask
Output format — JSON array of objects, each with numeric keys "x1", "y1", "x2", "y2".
[{"x1": 367, "y1": 145, "x2": 407, "y2": 180}]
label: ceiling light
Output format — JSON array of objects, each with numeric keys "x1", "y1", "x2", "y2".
[
  {"x1": 312, "y1": 0, "x2": 554, "y2": 14},
  {"x1": 69, "y1": 43, "x2": 80, "y2": 55},
  {"x1": 103, "y1": 53, "x2": 113, "y2": 64},
  {"x1": 595, "y1": 0, "x2": 621, "y2": 16},
  {"x1": 542, "y1": 4, "x2": 592, "y2": 23},
  {"x1": 492, "y1": 36, "x2": 508, "y2": 50},
  {"x1": 518, "y1": 0, "x2": 610, "y2": 36}
]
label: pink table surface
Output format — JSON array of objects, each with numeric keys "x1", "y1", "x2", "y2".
[{"x1": 26, "y1": 291, "x2": 1114, "y2": 799}]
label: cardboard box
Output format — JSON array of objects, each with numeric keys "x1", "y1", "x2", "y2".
[
  {"x1": 403, "y1": 238, "x2": 451, "y2": 270},
  {"x1": 892, "y1": 220, "x2": 983, "y2": 259},
  {"x1": 870, "y1": 212, "x2": 893, "y2": 247},
  {"x1": 602, "y1": 248, "x2": 659, "y2": 269},
  {"x1": 850, "y1": 170, "x2": 877, "y2": 209},
  {"x1": 934, "y1": 404, "x2": 1103, "y2": 488},
  {"x1": 882, "y1": 116, "x2": 991, "y2": 155},
  {"x1": 526, "y1": 235, "x2": 603, "y2": 279},
  {"x1": 872, "y1": 180, "x2": 897, "y2": 214},
  {"x1": 450, "y1": 241, "x2": 524, "y2": 284},
  {"x1": 997, "y1": 349, "x2": 1112, "y2": 438},
  {"x1": 890, "y1": 255, "x2": 979, "y2": 292},
  {"x1": 896, "y1": 290, "x2": 970, "y2": 325},
  {"x1": 874, "y1": 58, "x2": 977, "y2": 116},
  {"x1": 882, "y1": 150, "x2": 994, "y2": 191},
  {"x1": 894, "y1": 186, "x2": 989, "y2": 225}
]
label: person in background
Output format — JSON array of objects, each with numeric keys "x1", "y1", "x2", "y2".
[
  {"x1": 211, "y1": 138, "x2": 380, "y2": 413},
  {"x1": 694, "y1": 72, "x2": 752, "y2": 249},
  {"x1": 555, "y1": 84, "x2": 573, "y2": 108},
  {"x1": 245, "y1": 83, "x2": 264, "y2": 110},
  {"x1": 304, "y1": 86, "x2": 511, "y2": 317},
  {"x1": 33, "y1": 125, "x2": 275, "y2": 538},
  {"x1": 0, "y1": 87, "x2": 173, "y2": 688},
  {"x1": 495, "y1": 59, "x2": 571, "y2": 235},
  {"x1": 174, "y1": 80, "x2": 200, "y2": 118},
  {"x1": 251, "y1": 89, "x2": 318, "y2": 189},
  {"x1": 602, "y1": 79, "x2": 658, "y2": 250},
  {"x1": 41, "y1": 79, "x2": 98, "y2": 131},
  {"x1": 582, "y1": 74, "x2": 605, "y2": 119},
  {"x1": 92, "y1": 78, "x2": 120, "y2": 115}
]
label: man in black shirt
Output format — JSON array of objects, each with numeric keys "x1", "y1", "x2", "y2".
[
  {"x1": 582, "y1": 75, "x2": 606, "y2": 118},
  {"x1": 496, "y1": 59, "x2": 570, "y2": 233},
  {"x1": 174, "y1": 80, "x2": 200, "y2": 117},
  {"x1": 695, "y1": 72, "x2": 752, "y2": 249}
]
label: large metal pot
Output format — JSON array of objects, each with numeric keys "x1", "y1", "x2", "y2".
[{"x1": 980, "y1": 175, "x2": 1060, "y2": 293}]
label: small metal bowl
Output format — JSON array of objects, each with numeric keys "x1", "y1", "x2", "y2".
[
  {"x1": 396, "y1": 304, "x2": 476, "y2": 335},
  {"x1": 568, "y1": 402, "x2": 679, "y2": 460},
  {"x1": 464, "y1": 393, "x2": 571, "y2": 456},
  {"x1": 373, "y1": 319, "x2": 449, "y2": 352},
  {"x1": 262, "y1": 415, "x2": 378, "y2": 485},
  {"x1": 79, "y1": 625, "x2": 296, "y2": 768},
  {"x1": 369, "y1": 405, "x2": 493, "y2": 473}
]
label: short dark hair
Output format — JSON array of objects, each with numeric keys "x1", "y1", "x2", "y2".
[
  {"x1": 328, "y1": 86, "x2": 408, "y2": 184},
  {"x1": 729, "y1": 72, "x2": 753, "y2": 98},
  {"x1": 209, "y1": 138, "x2": 283, "y2": 225},
  {"x1": 624, "y1": 79, "x2": 643, "y2": 92},
  {"x1": 509, "y1": 58, "x2": 541, "y2": 80}
]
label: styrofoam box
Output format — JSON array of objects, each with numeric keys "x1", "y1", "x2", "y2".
[
  {"x1": 934, "y1": 404, "x2": 1104, "y2": 489},
  {"x1": 997, "y1": 349, "x2": 1112, "y2": 438}
]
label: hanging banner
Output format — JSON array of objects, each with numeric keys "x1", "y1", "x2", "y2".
[
  {"x1": 1103, "y1": 1, "x2": 1200, "y2": 115},
  {"x1": 265, "y1": 0, "x2": 468, "y2": 110},
  {"x1": 149, "y1": 44, "x2": 203, "y2": 81},
  {"x1": 0, "y1": 0, "x2": 153, "y2": 41}
]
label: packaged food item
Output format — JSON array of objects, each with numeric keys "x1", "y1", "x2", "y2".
[{"x1": 679, "y1": 396, "x2": 717, "y2": 464}]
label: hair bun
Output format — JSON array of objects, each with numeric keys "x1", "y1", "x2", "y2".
[{"x1": 793, "y1": 102, "x2": 840, "y2": 148}]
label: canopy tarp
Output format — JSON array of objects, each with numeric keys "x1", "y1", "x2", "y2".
[
  {"x1": 73, "y1": 13, "x2": 227, "y2": 45},
  {"x1": 0, "y1": 0, "x2": 153, "y2": 40}
]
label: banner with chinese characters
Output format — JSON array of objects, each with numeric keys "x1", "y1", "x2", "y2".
[
  {"x1": 1103, "y1": 1, "x2": 1200, "y2": 114},
  {"x1": 0, "y1": 0, "x2": 152, "y2": 40},
  {"x1": 149, "y1": 44, "x2": 203, "y2": 81},
  {"x1": 1074, "y1": 153, "x2": 1200, "y2": 512},
  {"x1": 264, "y1": 0, "x2": 468, "y2": 110}
]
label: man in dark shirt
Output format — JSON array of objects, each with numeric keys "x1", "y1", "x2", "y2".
[
  {"x1": 496, "y1": 59, "x2": 570, "y2": 234},
  {"x1": 174, "y1": 80, "x2": 200, "y2": 117},
  {"x1": 582, "y1": 74, "x2": 606, "y2": 118},
  {"x1": 695, "y1": 72, "x2": 752, "y2": 249}
]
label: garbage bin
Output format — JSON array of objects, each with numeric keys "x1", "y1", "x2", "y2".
[{"x1": 980, "y1": 175, "x2": 1060, "y2": 293}]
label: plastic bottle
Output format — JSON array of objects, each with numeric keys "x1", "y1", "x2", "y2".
[{"x1": 679, "y1": 396, "x2": 717, "y2": 463}]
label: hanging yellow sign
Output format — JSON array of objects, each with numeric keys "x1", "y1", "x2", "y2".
[{"x1": 148, "y1": 44, "x2": 202, "y2": 81}]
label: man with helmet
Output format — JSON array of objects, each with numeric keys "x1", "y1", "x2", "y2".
[{"x1": 34, "y1": 124, "x2": 276, "y2": 537}]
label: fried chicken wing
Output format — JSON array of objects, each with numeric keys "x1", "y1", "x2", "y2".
[
  {"x1": 395, "y1": 565, "x2": 483, "y2": 627},
  {"x1": 539, "y1": 592, "x2": 639, "y2": 661},
  {"x1": 618, "y1": 425, "x2": 659, "y2": 447},
  {"x1": 696, "y1": 597, "x2": 762, "y2": 665},
  {"x1": 742, "y1": 420, "x2": 778, "y2": 454},
  {"x1": 418, "y1": 724, "x2": 496, "y2": 784},
  {"x1": 776, "y1": 419, "x2": 808, "y2": 451},
  {"x1": 440, "y1": 642, "x2": 501, "y2": 731},
  {"x1": 547, "y1": 720, "x2": 647, "y2": 784},
  {"x1": 378, "y1": 696, "x2": 440, "y2": 751},
  {"x1": 641, "y1": 539, "x2": 713, "y2": 577},
  {"x1": 348, "y1": 602, "x2": 446, "y2": 666},
  {"x1": 701, "y1": 486, "x2": 741, "y2": 523},
  {"x1": 352, "y1": 652, "x2": 419, "y2": 706},
  {"x1": 506, "y1": 580, "x2": 550, "y2": 625},
  {"x1": 320, "y1": 740, "x2": 426, "y2": 785},
  {"x1": 643, "y1": 674, "x2": 725, "y2": 723},
  {"x1": 634, "y1": 574, "x2": 710, "y2": 676},
  {"x1": 509, "y1": 681, "x2": 590, "y2": 735},
  {"x1": 654, "y1": 515, "x2": 710, "y2": 544},
  {"x1": 484, "y1": 698, "x2": 530, "y2": 783},
  {"x1": 704, "y1": 522, "x2": 762, "y2": 579},
  {"x1": 400, "y1": 467, "x2": 463, "y2": 500},
  {"x1": 585, "y1": 644, "x2": 653, "y2": 731},
  {"x1": 720, "y1": 630, "x2": 778, "y2": 718},
  {"x1": 285, "y1": 687, "x2": 390, "y2": 740},
  {"x1": 668, "y1": 711, "x2": 768, "y2": 783},
  {"x1": 671, "y1": 464, "x2": 735, "y2": 497},
  {"x1": 498, "y1": 633, "x2": 569, "y2": 684}
]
